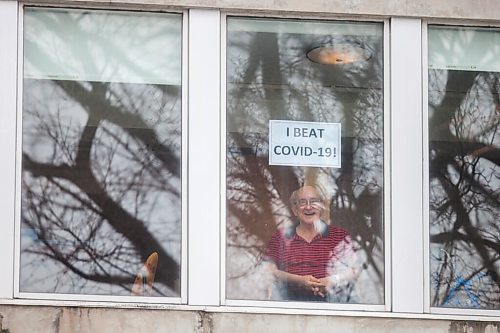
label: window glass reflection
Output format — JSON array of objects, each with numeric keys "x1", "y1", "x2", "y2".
[
  {"x1": 20, "y1": 8, "x2": 182, "y2": 297},
  {"x1": 226, "y1": 17, "x2": 385, "y2": 304},
  {"x1": 429, "y1": 26, "x2": 500, "y2": 309}
]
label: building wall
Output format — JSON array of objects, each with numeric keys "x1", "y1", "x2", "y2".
[
  {"x1": 2, "y1": 305, "x2": 500, "y2": 333},
  {"x1": 23, "y1": 0, "x2": 500, "y2": 21}
]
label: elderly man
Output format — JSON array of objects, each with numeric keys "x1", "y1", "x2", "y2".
[{"x1": 264, "y1": 185, "x2": 358, "y2": 302}]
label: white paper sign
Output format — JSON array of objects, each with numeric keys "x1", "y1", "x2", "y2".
[{"x1": 269, "y1": 120, "x2": 341, "y2": 168}]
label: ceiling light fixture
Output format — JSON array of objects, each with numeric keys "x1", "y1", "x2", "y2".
[{"x1": 306, "y1": 43, "x2": 371, "y2": 65}]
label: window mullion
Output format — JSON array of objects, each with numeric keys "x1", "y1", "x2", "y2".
[
  {"x1": 390, "y1": 17, "x2": 425, "y2": 313},
  {"x1": 187, "y1": 8, "x2": 221, "y2": 306}
]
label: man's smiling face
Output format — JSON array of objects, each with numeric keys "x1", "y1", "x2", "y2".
[{"x1": 291, "y1": 186, "x2": 324, "y2": 225}]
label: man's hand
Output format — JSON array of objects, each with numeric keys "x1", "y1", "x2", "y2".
[
  {"x1": 319, "y1": 277, "x2": 334, "y2": 294},
  {"x1": 298, "y1": 275, "x2": 327, "y2": 297}
]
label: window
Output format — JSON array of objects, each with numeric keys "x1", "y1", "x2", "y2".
[
  {"x1": 225, "y1": 17, "x2": 385, "y2": 305},
  {"x1": 428, "y1": 25, "x2": 500, "y2": 310},
  {"x1": 19, "y1": 7, "x2": 184, "y2": 299}
]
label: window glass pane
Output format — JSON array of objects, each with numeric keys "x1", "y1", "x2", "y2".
[
  {"x1": 21, "y1": 8, "x2": 182, "y2": 297},
  {"x1": 226, "y1": 17, "x2": 385, "y2": 304},
  {"x1": 428, "y1": 26, "x2": 500, "y2": 309}
]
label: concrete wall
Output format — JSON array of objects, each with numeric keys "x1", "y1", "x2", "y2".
[
  {"x1": 1, "y1": 305, "x2": 500, "y2": 333},
  {"x1": 23, "y1": 0, "x2": 500, "y2": 21}
]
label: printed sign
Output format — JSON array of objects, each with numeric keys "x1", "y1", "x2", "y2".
[{"x1": 269, "y1": 120, "x2": 341, "y2": 168}]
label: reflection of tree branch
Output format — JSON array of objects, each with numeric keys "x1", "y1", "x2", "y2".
[
  {"x1": 450, "y1": 160, "x2": 500, "y2": 209},
  {"x1": 437, "y1": 173, "x2": 500, "y2": 289},
  {"x1": 428, "y1": 69, "x2": 500, "y2": 307},
  {"x1": 431, "y1": 231, "x2": 500, "y2": 254},
  {"x1": 227, "y1": 134, "x2": 280, "y2": 244},
  {"x1": 24, "y1": 247, "x2": 131, "y2": 286},
  {"x1": 22, "y1": 197, "x2": 134, "y2": 290},
  {"x1": 23, "y1": 153, "x2": 180, "y2": 292},
  {"x1": 431, "y1": 140, "x2": 500, "y2": 172},
  {"x1": 430, "y1": 71, "x2": 477, "y2": 141},
  {"x1": 98, "y1": 125, "x2": 180, "y2": 197},
  {"x1": 55, "y1": 80, "x2": 180, "y2": 177}
]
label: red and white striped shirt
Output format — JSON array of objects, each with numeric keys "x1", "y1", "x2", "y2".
[{"x1": 264, "y1": 223, "x2": 352, "y2": 279}]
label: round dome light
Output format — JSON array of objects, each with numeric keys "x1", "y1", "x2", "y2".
[{"x1": 307, "y1": 44, "x2": 371, "y2": 65}]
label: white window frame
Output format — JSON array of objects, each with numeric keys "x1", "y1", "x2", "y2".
[
  {"x1": 0, "y1": 0, "x2": 19, "y2": 301},
  {"x1": 220, "y1": 12, "x2": 391, "y2": 312},
  {"x1": 423, "y1": 20, "x2": 500, "y2": 317},
  {"x1": 12, "y1": 3, "x2": 189, "y2": 304}
]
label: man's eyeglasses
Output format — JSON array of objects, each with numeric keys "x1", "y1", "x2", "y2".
[{"x1": 294, "y1": 198, "x2": 323, "y2": 207}]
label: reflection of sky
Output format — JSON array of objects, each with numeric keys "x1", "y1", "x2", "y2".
[
  {"x1": 24, "y1": 8, "x2": 182, "y2": 85},
  {"x1": 429, "y1": 26, "x2": 500, "y2": 72}
]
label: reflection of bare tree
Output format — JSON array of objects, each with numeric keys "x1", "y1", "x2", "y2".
[
  {"x1": 429, "y1": 69, "x2": 500, "y2": 309},
  {"x1": 21, "y1": 10, "x2": 182, "y2": 296},
  {"x1": 226, "y1": 23, "x2": 385, "y2": 303},
  {"x1": 22, "y1": 79, "x2": 181, "y2": 296}
]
